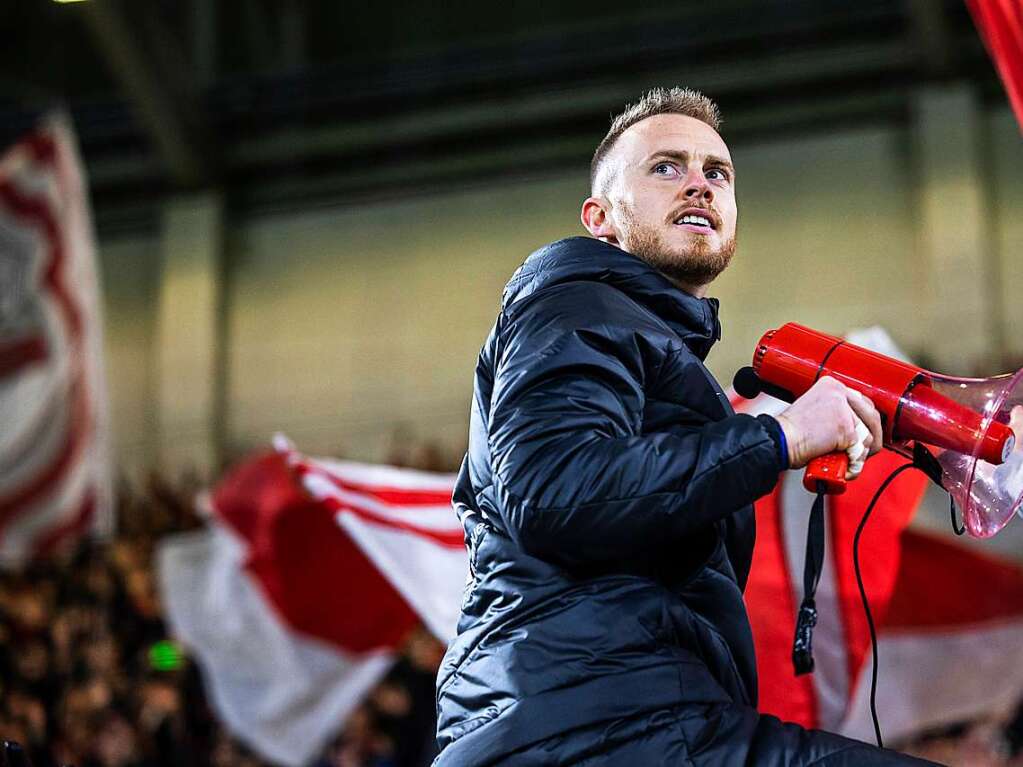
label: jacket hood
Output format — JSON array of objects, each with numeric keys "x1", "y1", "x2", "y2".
[{"x1": 502, "y1": 237, "x2": 722, "y2": 360}]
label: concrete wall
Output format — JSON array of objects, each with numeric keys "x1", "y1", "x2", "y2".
[
  {"x1": 96, "y1": 95, "x2": 1023, "y2": 477},
  {"x1": 224, "y1": 178, "x2": 585, "y2": 464},
  {"x1": 98, "y1": 234, "x2": 160, "y2": 475},
  {"x1": 990, "y1": 107, "x2": 1023, "y2": 364}
]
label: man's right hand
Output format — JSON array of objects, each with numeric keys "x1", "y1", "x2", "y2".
[{"x1": 774, "y1": 376, "x2": 883, "y2": 470}]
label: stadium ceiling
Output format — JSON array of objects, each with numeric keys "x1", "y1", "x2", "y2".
[{"x1": 0, "y1": 0, "x2": 1001, "y2": 231}]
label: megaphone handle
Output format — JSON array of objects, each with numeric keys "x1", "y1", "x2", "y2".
[{"x1": 803, "y1": 452, "x2": 849, "y2": 494}]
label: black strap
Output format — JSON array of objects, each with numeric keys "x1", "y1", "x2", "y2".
[{"x1": 793, "y1": 484, "x2": 827, "y2": 676}]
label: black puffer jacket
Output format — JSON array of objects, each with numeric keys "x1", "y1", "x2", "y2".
[{"x1": 434, "y1": 238, "x2": 936, "y2": 766}]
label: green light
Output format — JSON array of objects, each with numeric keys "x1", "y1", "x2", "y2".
[{"x1": 148, "y1": 640, "x2": 184, "y2": 671}]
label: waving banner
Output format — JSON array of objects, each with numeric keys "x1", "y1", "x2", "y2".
[
  {"x1": 0, "y1": 115, "x2": 111, "y2": 567},
  {"x1": 158, "y1": 442, "x2": 465, "y2": 766}
]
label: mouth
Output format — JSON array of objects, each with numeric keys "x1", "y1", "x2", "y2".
[{"x1": 672, "y1": 208, "x2": 717, "y2": 234}]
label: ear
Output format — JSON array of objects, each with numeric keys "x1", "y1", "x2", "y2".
[{"x1": 580, "y1": 197, "x2": 619, "y2": 244}]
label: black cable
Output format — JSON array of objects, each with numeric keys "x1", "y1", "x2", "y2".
[
  {"x1": 852, "y1": 461, "x2": 919, "y2": 750},
  {"x1": 950, "y1": 496, "x2": 965, "y2": 536}
]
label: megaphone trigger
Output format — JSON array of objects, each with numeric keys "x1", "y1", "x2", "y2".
[
  {"x1": 803, "y1": 453, "x2": 849, "y2": 494},
  {"x1": 800, "y1": 414, "x2": 871, "y2": 494}
]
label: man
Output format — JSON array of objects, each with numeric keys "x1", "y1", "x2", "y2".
[{"x1": 434, "y1": 88, "x2": 936, "y2": 765}]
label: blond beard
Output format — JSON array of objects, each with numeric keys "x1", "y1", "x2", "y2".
[{"x1": 618, "y1": 206, "x2": 736, "y2": 288}]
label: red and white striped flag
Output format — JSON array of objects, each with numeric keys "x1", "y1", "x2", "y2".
[
  {"x1": 0, "y1": 115, "x2": 111, "y2": 567},
  {"x1": 157, "y1": 440, "x2": 464, "y2": 767}
]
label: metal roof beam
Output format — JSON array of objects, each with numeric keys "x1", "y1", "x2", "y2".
[
  {"x1": 81, "y1": 0, "x2": 213, "y2": 187},
  {"x1": 904, "y1": 0, "x2": 954, "y2": 76}
]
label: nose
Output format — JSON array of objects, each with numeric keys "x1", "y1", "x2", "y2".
[{"x1": 683, "y1": 168, "x2": 713, "y2": 203}]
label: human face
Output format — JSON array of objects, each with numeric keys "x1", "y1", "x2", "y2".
[{"x1": 585, "y1": 114, "x2": 738, "y2": 294}]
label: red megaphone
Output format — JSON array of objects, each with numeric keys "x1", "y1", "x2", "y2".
[{"x1": 735, "y1": 323, "x2": 1023, "y2": 537}]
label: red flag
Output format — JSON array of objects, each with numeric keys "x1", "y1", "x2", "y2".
[
  {"x1": 968, "y1": 0, "x2": 1023, "y2": 132},
  {"x1": 212, "y1": 450, "x2": 423, "y2": 653}
]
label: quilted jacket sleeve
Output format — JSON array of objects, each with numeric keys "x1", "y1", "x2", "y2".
[{"x1": 489, "y1": 281, "x2": 782, "y2": 567}]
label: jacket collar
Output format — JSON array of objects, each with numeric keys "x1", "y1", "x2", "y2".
[{"x1": 503, "y1": 237, "x2": 722, "y2": 360}]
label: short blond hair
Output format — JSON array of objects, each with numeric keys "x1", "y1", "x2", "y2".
[{"x1": 590, "y1": 87, "x2": 721, "y2": 194}]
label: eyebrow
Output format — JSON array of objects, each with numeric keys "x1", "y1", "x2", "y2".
[{"x1": 645, "y1": 149, "x2": 736, "y2": 178}]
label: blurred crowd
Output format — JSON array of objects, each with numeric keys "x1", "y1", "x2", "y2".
[
  {"x1": 0, "y1": 468, "x2": 444, "y2": 767},
  {"x1": 901, "y1": 718, "x2": 1023, "y2": 766}
]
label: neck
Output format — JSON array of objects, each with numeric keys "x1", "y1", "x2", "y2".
[{"x1": 670, "y1": 278, "x2": 708, "y2": 298}]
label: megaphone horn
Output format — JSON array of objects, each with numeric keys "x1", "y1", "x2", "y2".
[{"x1": 735, "y1": 323, "x2": 1023, "y2": 538}]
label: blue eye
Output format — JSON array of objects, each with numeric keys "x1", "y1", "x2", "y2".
[
  {"x1": 706, "y1": 168, "x2": 728, "y2": 181},
  {"x1": 653, "y1": 163, "x2": 677, "y2": 177}
]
